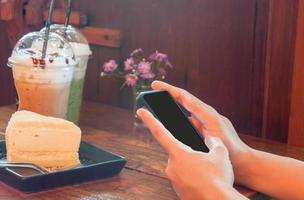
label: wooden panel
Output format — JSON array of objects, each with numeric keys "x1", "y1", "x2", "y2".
[
  {"x1": 43, "y1": 9, "x2": 88, "y2": 26},
  {"x1": 118, "y1": 0, "x2": 192, "y2": 108},
  {"x1": 25, "y1": 0, "x2": 46, "y2": 27},
  {"x1": 77, "y1": 0, "x2": 123, "y2": 106},
  {"x1": 251, "y1": 0, "x2": 269, "y2": 136},
  {"x1": 262, "y1": 0, "x2": 299, "y2": 142},
  {"x1": 187, "y1": 0, "x2": 269, "y2": 136},
  {"x1": 0, "y1": 0, "x2": 17, "y2": 21},
  {"x1": 0, "y1": 0, "x2": 30, "y2": 107},
  {"x1": 76, "y1": 0, "x2": 269, "y2": 137},
  {"x1": 288, "y1": 0, "x2": 304, "y2": 147},
  {"x1": 0, "y1": 22, "x2": 15, "y2": 106},
  {"x1": 80, "y1": 27, "x2": 121, "y2": 47}
]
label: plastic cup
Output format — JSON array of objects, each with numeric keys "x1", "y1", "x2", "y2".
[
  {"x1": 41, "y1": 24, "x2": 92, "y2": 124},
  {"x1": 8, "y1": 32, "x2": 77, "y2": 118}
]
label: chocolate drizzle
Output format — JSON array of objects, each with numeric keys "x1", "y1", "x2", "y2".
[
  {"x1": 50, "y1": 52, "x2": 59, "y2": 57},
  {"x1": 39, "y1": 59, "x2": 46, "y2": 69},
  {"x1": 31, "y1": 57, "x2": 46, "y2": 69},
  {"x1": 32, "y1": 58, "x2": 39, "y2": 65}
]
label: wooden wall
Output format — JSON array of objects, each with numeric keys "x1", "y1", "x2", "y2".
[
  {"x1": 262, "y1": 0, "x2": 299, "y2": 142},
  {"x1": 288, "y1": 0, "x2": 304, "y2": 147},
  {"x1": 0, "y1": 23, "x2": 15, "y2": 106},
  {"x1": 0, "y1": 1, "x2": 29, "y2": 107},
  {"x1": 78, "y1": 0, "x2": 270, "y2": 138},
  {"x1": 0, "y1": 0, "x2": 302, "y2": 144}
]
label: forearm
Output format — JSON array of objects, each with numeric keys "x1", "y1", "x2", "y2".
[{"x1": 234, "y1": 148, "x2": 304, "y2": 200}]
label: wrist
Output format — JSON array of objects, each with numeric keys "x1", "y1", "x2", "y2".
[
  {"x1": 231, "y1": 146, "x2": 257, "y2": 185},
  {"x1": 202, "y1": 180, "x2": 247, "y2": 200}
]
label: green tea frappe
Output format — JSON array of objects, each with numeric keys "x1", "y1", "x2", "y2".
[
  {"x1": 66, "y1": 45, "x2": 91, "y2": 124},
  {"x1": 41, "y1": 25, "x2": 92, "y2": 124},
  {"x1": 8, "y1": 32, "x2": 77, "y2": 118}
]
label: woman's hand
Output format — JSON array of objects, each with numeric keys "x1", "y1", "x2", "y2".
[
  {"x1": 140, "y1": 81, "x2": 304, "y2": 200},
  {"x1": 137, "y1": 109, "x2": 248, "y2": 200},
  {"x1": 150, "y1": 81, "x2": 252, "y2": 177}
]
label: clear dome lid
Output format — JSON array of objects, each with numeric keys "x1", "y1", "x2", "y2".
[
  {"x1": 8, "y1": 31, "x2": 77, "y2": 68},
  {"x1": 41, "y1": 24, "x2": 92, "y2": 57}
]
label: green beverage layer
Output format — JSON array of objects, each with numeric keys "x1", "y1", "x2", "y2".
[{"x1": 67, "y1": 77, "x2": 85, "y2": 124}]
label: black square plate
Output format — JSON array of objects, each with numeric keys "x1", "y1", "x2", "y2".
[{"x1": 0, "y1": 140, "x2": 127, "y2": 192}]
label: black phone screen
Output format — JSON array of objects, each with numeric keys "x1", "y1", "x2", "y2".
[{"x1": 143, "y1": 91, "x2": 209, "y2": 152}]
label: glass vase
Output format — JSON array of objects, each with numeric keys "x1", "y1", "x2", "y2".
[{"x1": 133, "y1": 84, "x2": 151, "y2": 128}]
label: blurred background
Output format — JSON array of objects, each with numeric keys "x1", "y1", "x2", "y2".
[{"x1": 0, "y1": 0, "x2": 303, "y2": 146}]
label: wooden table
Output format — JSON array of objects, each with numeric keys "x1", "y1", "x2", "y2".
[{"x1": 0, "y1": 101, "x2": 303, "y2": 199}]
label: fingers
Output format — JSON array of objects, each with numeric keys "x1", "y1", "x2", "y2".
[
  {"x1": 205, "y1": 136, "x2": 228, "y2": 156},
  {"x1": 221, "y1": 115, "x2": 234, "y2": 130},
  {"x1": 189, "y1": 116, "x2": 202, "y2": 131},
  {"x1": 137, "y1": 108, "x2": 188, "y2": 156},
  {"x1": 151, "y1": 81, "x2": 220, "y2": 127}
]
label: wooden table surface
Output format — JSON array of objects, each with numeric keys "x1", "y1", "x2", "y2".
[{"x1": 0, "y1": 101, "x2": 304, "y2": 200}]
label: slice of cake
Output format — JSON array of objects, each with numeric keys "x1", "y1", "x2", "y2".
[{"x1": 5, "y1": 111, "x2": 81, "y2": 170}]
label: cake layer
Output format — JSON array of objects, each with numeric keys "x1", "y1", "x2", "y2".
[
  {"x1": 6, "y1": 110, "x2": 81, "y2": 130},
  {"x1": 7, "y1": 151, "x2": 80, "y2": 168},
  {"x1": 6, "y1": 111, "x2": 81, "y2": 152},
  {"x1": 6, "y1": 129, "x2": 80, "y2": 152}
]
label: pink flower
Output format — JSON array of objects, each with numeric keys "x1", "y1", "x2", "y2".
[
  {"x1": 125, "y1": 74, "x2": 138, "y2": 87},
  {"x1": 124, "y1": 58, "x2": 134, "y2": 71},
  {"x1": 140, "y1": 72, "x2": 155, "y2": 80},
  {"x1": 130, "y1": 48, "x2": 143, "y2": 57},
  {"x1": 103, "y1": 60, "x2": 118, "y2": 72},
  {"x1": 137, "y1": 60, "x2": 151, "y2": 74},
  {"x1": 149, "y1": 50, "x2": 168, "y2": 62}
]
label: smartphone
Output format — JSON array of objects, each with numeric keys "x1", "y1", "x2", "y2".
[{"x1": 136, "y1": 90, "x2": 209, "y2": 152}]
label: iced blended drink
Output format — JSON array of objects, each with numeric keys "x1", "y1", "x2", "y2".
[
  {"x1": 8, "y1": 32, "x2": 77, "y2": 118},
  {"x1": 12, "y1": 63, "x2": 73, "y2": 118},
  {"x1": 41, "y1": 25, "x2": 92, "y2": 124}
]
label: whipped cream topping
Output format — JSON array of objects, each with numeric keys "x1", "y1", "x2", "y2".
[
  {"x1": 70, "y1": 42, "x2": 92, "y2": 57},
  {"x1": 10, "y1": 49, "x2": 76, "y2": 68},
  {"x1": 9, "y1": 47, "x2": 77, "y2": 68},
  {"x1": 9, "y1": 47, "x2": 76, "y2": 83}
]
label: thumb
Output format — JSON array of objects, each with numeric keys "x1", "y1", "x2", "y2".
[{"x1": 205, "y1": 136, "x2": 228, "y2": 156}]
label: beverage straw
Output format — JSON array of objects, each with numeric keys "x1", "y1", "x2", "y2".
[
  {"x1": 41, "y1": 0, "x2": 56, "y2": 59},
  {"x1": 64, "y1": 0, "x2": 73, "y2": 28}
]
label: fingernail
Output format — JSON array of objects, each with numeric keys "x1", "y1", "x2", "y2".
[
  {"x1": 136, "y1": 109, "x2": 141, "y2": 115},
  {"x1": 136, "y1": 108, "x2": 144, "y2": 116},
  {"x1": 151, "y1": 81, "x2": 159, "y2": 89}
]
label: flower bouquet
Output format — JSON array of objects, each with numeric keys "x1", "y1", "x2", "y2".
[
  {"x1": 101, "y1": 48, "x2": 173, "y2": 127},
  {"x1": 101, "y1": 48, "x2": 173, "y2": 95}
]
